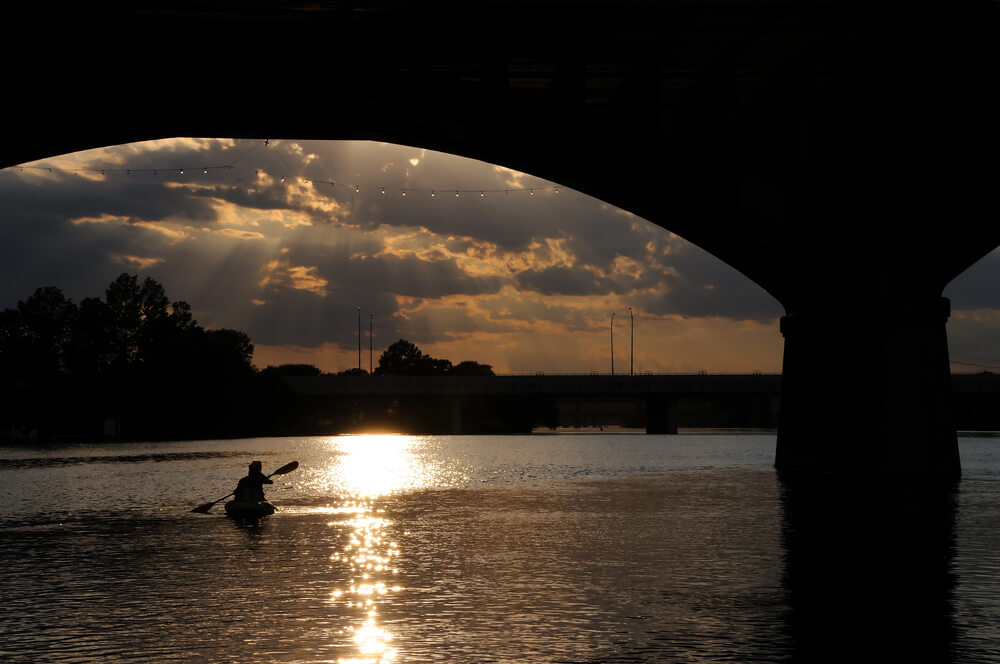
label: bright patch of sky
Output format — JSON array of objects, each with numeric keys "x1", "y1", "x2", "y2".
[{"x1": 2, "y1": 138, "x2": 996, "y2": 373}]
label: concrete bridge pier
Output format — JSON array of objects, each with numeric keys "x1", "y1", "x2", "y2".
[
  {"x1": 646, "y1": 396, "x2": 678, "y2": 435},
  {"x1": 450, "y1": 397, "x2": 463, "y2": 435},
  {"x1": 775, "y1": 295, "x2": 959, "y2": 477}
]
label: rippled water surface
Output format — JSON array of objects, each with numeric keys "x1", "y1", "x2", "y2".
[{"x1": 2, "y1": 434, "x2": 999, "y2": 663}]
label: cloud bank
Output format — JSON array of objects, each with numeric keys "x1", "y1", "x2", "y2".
[{"x1": 21, "y1": 138, "x2": 1000, "y2": 374}]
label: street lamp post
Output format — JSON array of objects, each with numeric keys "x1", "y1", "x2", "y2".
[
  {"x1": 611, "y1": 312, "x2": 615, "y2": 376},
  {"x1": 628, "y1": 306, "x2": 634, "y2": 376},
  {"x1": 357, "y1": 307, "x2": 362, "y2": 372}
]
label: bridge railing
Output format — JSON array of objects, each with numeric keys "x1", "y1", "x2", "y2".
[{"x1": 284, "y1": 373, "x2": 784, "y2": 397}]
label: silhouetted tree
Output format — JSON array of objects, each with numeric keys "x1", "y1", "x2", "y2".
[
  {"x1": 0, "y1": 273, "x2": 270, "y2": 441},
  {"x1": 66, "y1": 296, "x2": 111, "y2": 381},
  {"x1": 11, "y1": 286, "x2": 77, "y2": 378},
  {"x1": 265, "y1": 363, "x2": 324, "y2": 376},
  {"x1": 0, "y1": 287, "x2": 79, "y2": 436},
  {"x1": 450, "y1": 360, "x2": 495, "y2": 376},
  {"x1": 103, "y1": 273, "x2": 169, "y2": 367},
  {"x1": 0, "y1": 277, "x2": 504, "y2": 442},
  {"x1": 374, "y1": 339, "x2": 452, "y2": 375}
]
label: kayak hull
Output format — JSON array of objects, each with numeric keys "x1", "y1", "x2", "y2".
[{"x1": 224, "y1": 500, "x2": 276, "y2": 520}]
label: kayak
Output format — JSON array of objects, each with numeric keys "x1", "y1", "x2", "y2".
[{"x1": 224, "y1": 500, "x2": 276, "y2": 520}]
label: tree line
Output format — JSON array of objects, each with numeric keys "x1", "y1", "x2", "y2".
[
  {"x1": 0, "y1": 274, "x2": 493, "y2": 442},
  {"x1": 342, "y1": 338, "x2": 494, "y2": 377}
]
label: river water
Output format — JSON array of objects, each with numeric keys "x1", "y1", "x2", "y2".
[{"x1": 1, "y1": 433, "x2": 998, "y2": 663}]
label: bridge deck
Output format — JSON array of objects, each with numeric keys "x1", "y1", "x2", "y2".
[
  {"x1": 285, "y1": 372, "x2": 1000, "y2": 398},
  {"x1": 285, "y1": 373, "x2": 781, "y2": 398}
]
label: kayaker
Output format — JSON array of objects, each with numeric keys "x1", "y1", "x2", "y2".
[{"x1": 233, "y1": 460, "x2": 273, "y2": 502}]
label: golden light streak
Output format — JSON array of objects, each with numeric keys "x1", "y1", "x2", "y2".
[
  {"x1": 259, "y1": 259, "x2": 329, "y2": 296},
  {"x1": 69, "y1": 213, "x2": 126, "y2": 226},
  {"x1": 110, "y1": 254, "x2": 165, "y2": 269},
  {"x1": 322, "y1": 439, "x2": 419, "y2": 663},
  {"x1": 218, "y1": 228, "x2": 265, "y2": 240}
]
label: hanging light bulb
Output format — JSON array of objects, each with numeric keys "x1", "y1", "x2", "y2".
[
  {"x1": 431, "y1": 190, "x2": 436, "y2": 197},
  {"x1": 529, "y1": 189, "x2": 534, "y2": 196},
  {"x1": 381, "y1": 187, "x2": 386, "y2": 195},
  {"x1": 480, "y1": 191, "x2": 485, "y2": 197},
  {"x1": 402, "y1": 190, "x2": 406, "y2": 196},
  {"x1": 179, "y1": 169, "x2": 184, "y2": 175},
  {"x1": 203, "y1": 168, "x2": 208, "y2": 174},
  {"x1": 355, "y1": 185, "x2": 360, "y2": 192},
  {"x1": 455, "y1": 191, "x2": 460, "y2": 197}
]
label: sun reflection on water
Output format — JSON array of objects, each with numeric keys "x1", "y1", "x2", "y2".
[
  {"x1": 321, "y1": 435, "x2": 426, "y2": 663},
  {"x1": 328, "y1": 509, "x2": 403, "y2": 664},
  {"x1": 308, "y1": 434, "x2": 446, "y2": 499}
]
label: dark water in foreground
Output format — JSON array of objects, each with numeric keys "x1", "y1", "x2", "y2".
[{"x1": 1, "y1": 434, "x2": 999, "y2": 663}]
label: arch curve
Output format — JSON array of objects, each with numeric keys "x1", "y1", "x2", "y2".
[{"x1": 6, "y1": 0, "x2": 1000, "y2": 475}]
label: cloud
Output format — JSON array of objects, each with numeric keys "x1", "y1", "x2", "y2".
[
  {"x1": 515, "y1": 265, "x2": 611, "y2": 296},
  {"x1": 0, "y1": 138, "x2": 801, "y2": 373},
  {"x1": 278, "y1": 238, "x2": 509, "y2": 302},
  {"x1": 219, "y1": 228, "x2": 266, "y2": 240},
  {"x1": 111, "y1": 254, "x2": 165, "y2": 269},
  {"x1": 259, "y1": 260, "x2": 329, "y2": 296}
]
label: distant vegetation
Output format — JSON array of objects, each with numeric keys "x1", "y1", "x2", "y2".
[
  {"x1": 0, "y1": 275, "x2": 495, "y2": 442},
  {"x1": 332, "y1": 339, "x2": 494, "y2": 377},
  {"x1": 370, "y1": 339, "x2": 494, "y2": 376}
]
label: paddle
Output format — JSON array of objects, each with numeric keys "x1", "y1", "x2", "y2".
[{"x1": 190, "y1": 460, "x2": 299, "y2": 513}]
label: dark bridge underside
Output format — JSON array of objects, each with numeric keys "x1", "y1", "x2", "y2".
[{"x1": 5, "y1": 1, "x2": 1000, "y2": 475}]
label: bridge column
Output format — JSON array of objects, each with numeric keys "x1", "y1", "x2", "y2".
[
  {"x1": 450, "y1": 397, "x2": 463, "y2": 434},
  {"x1": 775, "y1": 296, "x2": 958, "y2": 477},
  {"x1": 646, "y1": 396, "x2": 677, "y2": 435}
]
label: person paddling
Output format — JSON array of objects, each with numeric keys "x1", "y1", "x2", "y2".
[
  {"x1": 233, "y1": 460, "x2": 273, "y2": 503},
  {"x1": 191, "y1": 460, "x2": 298, "y2": 514}
]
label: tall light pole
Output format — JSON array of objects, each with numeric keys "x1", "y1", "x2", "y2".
[
  {"x1": 369, "y1": 313, "x2": 374, "y2": 374},
  {"x1": 610, "y1": 312, "x2": 615, "y2": 376},
  {"x1": 357, "y1": 307, "x2": 362, "y2": 372},
  {"x1": 628, "y1": 306, "x2": 634, "y2": 376}
]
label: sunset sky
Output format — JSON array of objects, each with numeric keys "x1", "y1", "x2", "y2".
[{"x1": 2, "y1": 137, "x2": 998, "y2": 375}]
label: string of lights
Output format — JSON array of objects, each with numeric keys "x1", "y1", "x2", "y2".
[{"x1": 10, "y1": 139, "x2": 563, "y2": 199}]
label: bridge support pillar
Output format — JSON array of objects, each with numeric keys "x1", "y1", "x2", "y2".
[
  {"x1": 450, "y1": 397, "x2": 462, "y2": 434},
  {"x1": 775, "y1": 296, "x2": 958, "y2": 477},
  {"x1": 646, "y1": 396, "x2": 677, "y2": 435}
]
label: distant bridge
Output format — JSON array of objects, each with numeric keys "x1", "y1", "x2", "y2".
[
  {"x1": 284, "y1": 373, "x2": 1000, "y2": 435},
  {"x1": 286, "y1": 372, "x2": 780, "y2": 434},
  {"x1": 286, "y1": 373, "x2": 783, "y2": 398}
]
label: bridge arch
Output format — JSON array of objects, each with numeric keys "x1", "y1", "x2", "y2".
[{"x1": 5, "y1": 1, "x2": 999, "y2": 476}]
